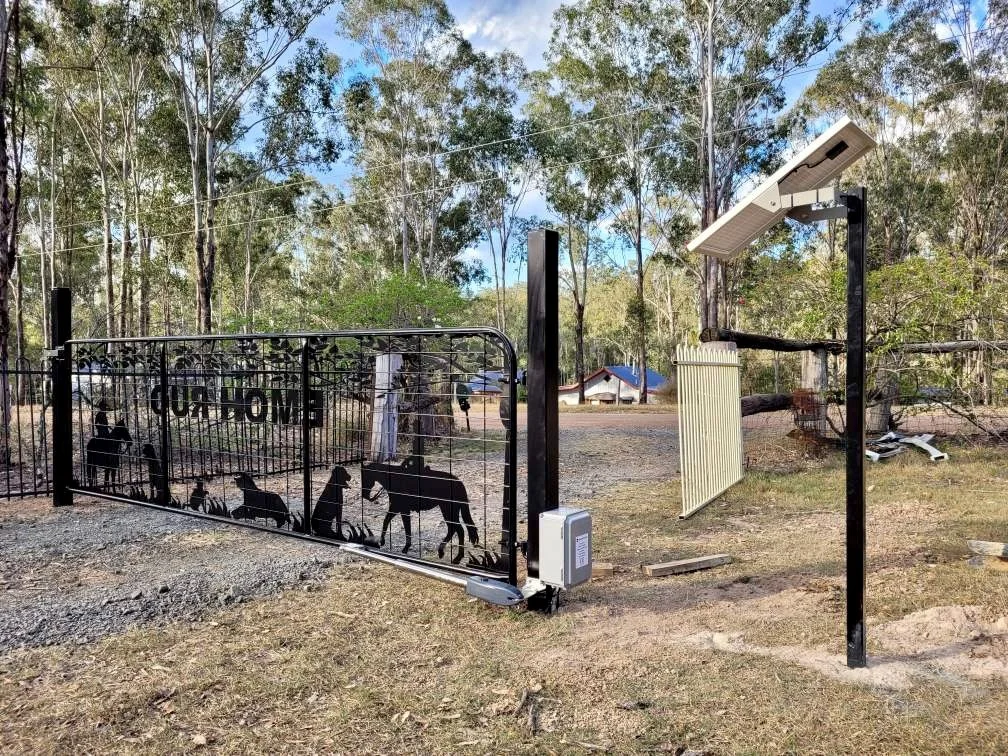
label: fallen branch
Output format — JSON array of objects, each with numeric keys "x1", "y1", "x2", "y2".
[
  {"x1": 703, "y1": 328, "x2": 1008, "y2": 356},
  {"x1": 701, "y1": 328, "x2": 844, "y2": 354},
  {"x1": 741, "y1": 393, "x2": 792, "y2": 416}
]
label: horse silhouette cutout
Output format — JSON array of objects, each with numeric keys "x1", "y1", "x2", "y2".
[
  {"x1": 312, "y1": 465, "x2": 350, "y2": 539},
  {"x1": 232, "y1": 472, "x2": 290, "y2": 528},
  {"x1": 140, "y1": 443, "x2": 164, "y2": 502},
  {"x1": 360, "y1": 457, "x2": 478, "y2": 564},
  {"x1": 85, "y1": 418, "x2": 133, "y2": 489}
]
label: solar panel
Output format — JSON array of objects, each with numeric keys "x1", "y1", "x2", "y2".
[{"x1": 686, "y1": 117, "x2": 877, "y2": 259}]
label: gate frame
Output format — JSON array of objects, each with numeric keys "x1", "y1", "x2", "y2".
[{"x1": 49, "y1": 304, "x2": 520, "y2": 588}]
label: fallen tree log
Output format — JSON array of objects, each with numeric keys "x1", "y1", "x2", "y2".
[
  {"x1": 741, "y1": 393, "x2": 792, "y2": 416},
  {"x1": 899, "y1": 340, "x2": 1008, "y2": 354},
  {"x1": 701, "y1": 328, "x2": 845, "y2": 354},
  {"x1": 702, "y1": 328, "x2": 1008, "y2": 356}
]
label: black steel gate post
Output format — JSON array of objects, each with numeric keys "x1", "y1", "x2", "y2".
[
  {"x1": 505, "y1": 364, "x2": 518, "y2": 587},
  {"x1": 301, "y1": 339, "x2": 312, "y2": 533},
  {"x1": 158, "y1": 345, "x2": 171, "y2": 508},
  {"x1": 843, "y1": 187, "x2": 868, "y2": 668},
  {"x1": 526, "y1": 228, "x2": 559, "y2": 606},
  {"x1": 50, "y1": 288, "x2": 72, "y2": 507}
]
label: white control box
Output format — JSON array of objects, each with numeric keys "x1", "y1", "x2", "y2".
[{"x1": 538, "y1": 507, "x2": 592, "y2": 589}]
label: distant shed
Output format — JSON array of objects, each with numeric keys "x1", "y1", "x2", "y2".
[{"x1": 557, "y1": 365, "x2": 668, "y2": 406}]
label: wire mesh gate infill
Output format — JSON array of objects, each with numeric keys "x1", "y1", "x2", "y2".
[{"x1": 61, "y1": 329, "x2": 518, "y2": 583}]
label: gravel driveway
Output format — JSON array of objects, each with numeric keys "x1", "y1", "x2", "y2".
[{"x1": 0, "y1": 414, "x2": 680, "y2": 653}]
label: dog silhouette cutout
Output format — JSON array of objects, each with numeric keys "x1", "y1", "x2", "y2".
[
  {"x1": 188, "y1": 480, "x2": 208, "y2": 512},
  {"x1": 232, "y1": 472, "x2": 290, "y2": 528},
  {"x1": 312, "y1": 465, "x2": 350, "y2": 539},
  {"x1": 140, "y1": 443, "x2": 164, "y2": 502}
]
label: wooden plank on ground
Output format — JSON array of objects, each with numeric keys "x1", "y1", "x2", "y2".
[
  {"x1": 967, "y1": 540, "x2": 1008, "y2": 558},
  {"x1": 592, "y1": 562, "x2": 615, "y2": 578},
  {"x1": 643, "y1": 554, "x2": 731, "y2": 577}
]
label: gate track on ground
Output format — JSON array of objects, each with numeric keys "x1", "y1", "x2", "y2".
[{"x1": 0, "y1": 414, "x2": 680, "y2": 653}]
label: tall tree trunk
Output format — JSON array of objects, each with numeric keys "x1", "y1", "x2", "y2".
[
  {"x1": 101, "y1": 202, "x2": 114, "y2": 339},
  {"x1": 34, "y1": 121, "x2": 48, "y2": 347},
  {"x1": 0, "y1": 0, "x2": 23, "y2": 463},
  {"x1": 13, "y1": 256, "x2": 23, "y2": 403},
  {"x1": 202, "y1": 125, "x2": 217, "y2": 333},
  {"x1": 138, "y1": 230, "x2": 151, "y2": 336},
  {"x1": 243, "y1": 196, "x2": 254, "y2": 328},
  {"x1": 698, "y1": 0, "x2": 721, "y2": 332},
  {"x1": 119, "y1": 222, "x2": 132, "y2": 338},
  {"x1": 48, "y1": 104, "x2": 56, "y2": 292},
  {"x1": 635, "y1": 189, "x2": 648, "y2": 404},
  {"x1": 400, "y1": 145, "x2": 409, "y2": 274}
]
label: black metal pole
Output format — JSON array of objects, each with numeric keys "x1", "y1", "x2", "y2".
[
  {"x1": 159, "y1": 345, "x2": 171, "y2": 508},
  {"x1": 843, "y1": 187, "x2": 868, "y2": 668},
  {"x1": 50, "y1": 288, "x2": 72, "y2": 507},
  {"x1": 301, "y1": 339, "x2": 312, "y2": 533},
  {"x1": 526, "y1": 228, "x2": 559, "y2": 583}
]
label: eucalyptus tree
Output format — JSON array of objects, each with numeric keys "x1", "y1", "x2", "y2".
[
  {"x1": 681, "y1": 0, "x2": 859, "y2": 331},
  {"x1": 46, "y1": 1, "x2": 129, "y2": 338},
  {"x1": 1, "y1": 0, "x2": 30, "y2": 454},
  {"x1": 214, "y1": 159, "x2": 310, "y2": 330},
  {"x1": 159, "y1": 0, "x2": 339, "y2": 333},
  {"x1": 545, "y1": 0, "x2": 684, "y2": 402},
  {"x1": 341, "y1": 0, "x2": 476, "y2": 280},
  {"x1": 451, "y1": 49, "x2": 534, "y2": 334},
  {"x1": 528, "y1": 71, "x2": 615, "y2": 402},
  {"x1": 804, "y1": 0, "x2": 1008, "y2": 405}
]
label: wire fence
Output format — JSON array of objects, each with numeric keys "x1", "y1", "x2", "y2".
[
  {"x1": 0, "y1": 358, "x2": 53, "y2": 498},
  {"x1": 738, "y1": 346, "x2": 1008, "y2": 471}
]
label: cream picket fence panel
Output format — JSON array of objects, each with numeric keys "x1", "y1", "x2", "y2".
[{"x1": 676, "y1": 343, "x2": 744, "y2": 518}]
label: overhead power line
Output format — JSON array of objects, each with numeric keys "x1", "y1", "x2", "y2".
[{"x1": 21, "y1": 22, "x2": 1003, "y2": 249}]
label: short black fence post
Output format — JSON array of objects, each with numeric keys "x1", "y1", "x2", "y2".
[
  {"x1": 50, "y1": 288, "x2": 72, "y2": 507},
  {"x1": 301, "y1": 339, "x2": 312, "y2": 533},
  {"x1": 843, "y1": 187, "x2": 868, "y2": 669},
  {"x1": 159, "y1": 344, "x2": 171, "y2": 508},
  {"x1": 526, "y1": 228, "x2": 559, "y2": 604}
]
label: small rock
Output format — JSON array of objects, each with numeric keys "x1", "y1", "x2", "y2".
[
  {"x1": 298, "y1": 571, "x2": 308, "y2": 581},
  {"x1": 130, "y1": 590, "x2": 142, "y2": 600},
  {"x1": 616, "y1": 700, "x2": 651, "y2": 710},
  {"x1": 192, "y1": 734, "x2": 208, "y2": 746},
  {"x1": 969, "y1": 629, "x2": 983, "y2": 641},
  {"x1": 158, "y1": 584, "x2": 170, "y2": 594}
]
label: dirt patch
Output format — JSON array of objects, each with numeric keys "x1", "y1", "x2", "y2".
[
  {"x1": 875, "y1": 605, "x2": 1008, "y2": 682},
  {"x1": 161, "y1": 530, "x2": 244, "y2": 549}
]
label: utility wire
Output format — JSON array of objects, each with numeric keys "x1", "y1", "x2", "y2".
[{"x1": 22, "y1": 22, "x2": 1004, "y2": 251}]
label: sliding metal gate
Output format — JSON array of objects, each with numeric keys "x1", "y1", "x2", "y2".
[
  {"x1": 675, "y1": 343, "x2": 743, "y2": 518},
  {"x1": 54, "y1": 330, "x2": 518, "y2": 584}
]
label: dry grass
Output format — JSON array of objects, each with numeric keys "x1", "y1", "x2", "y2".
[{"x1": 2, "y1": 449, "x2": 1008, "y2": 754}]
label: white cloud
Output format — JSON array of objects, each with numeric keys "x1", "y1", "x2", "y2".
[{"x1": 450, "y1": 0, "x2": 565, "y2": 69}]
